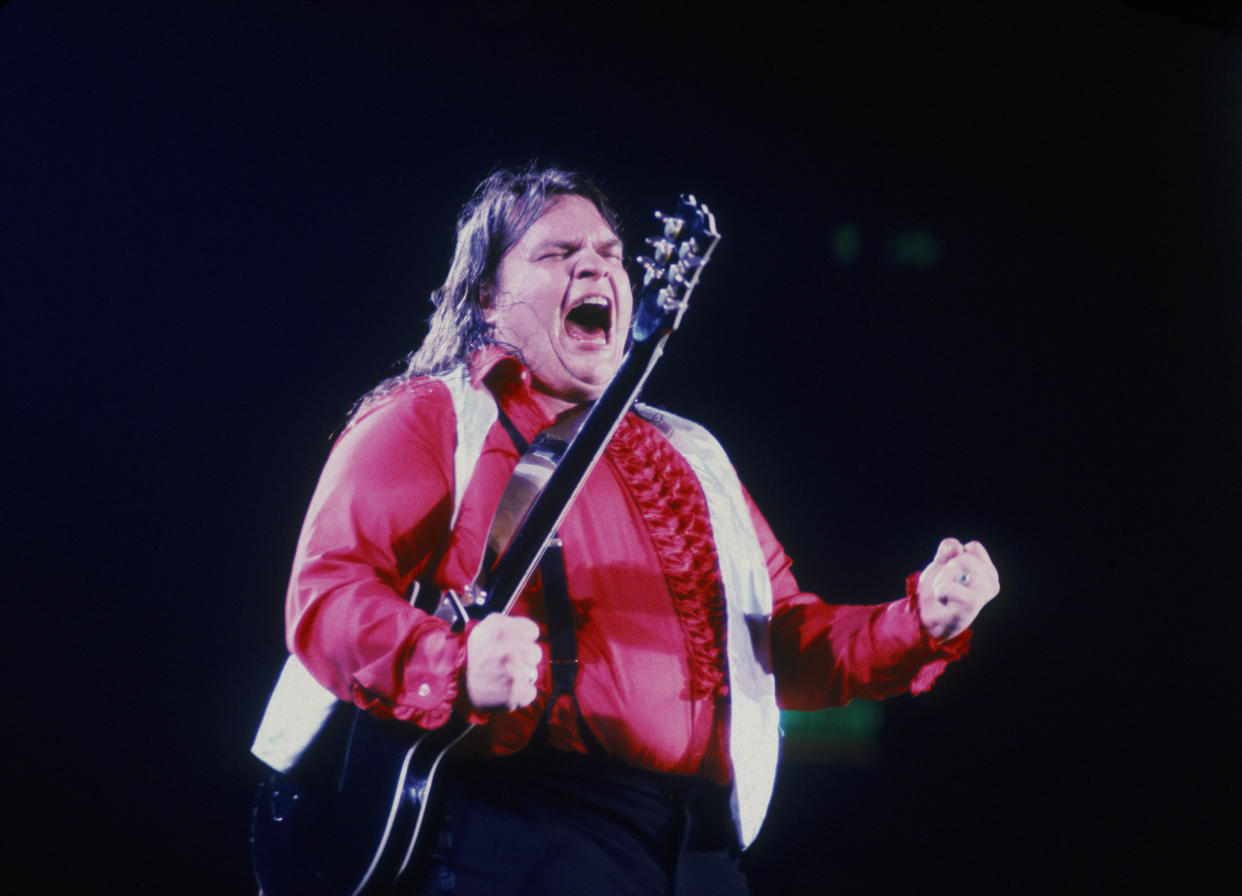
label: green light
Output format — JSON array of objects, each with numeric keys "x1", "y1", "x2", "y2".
[
  {"x1": 780, "y1": 700, "x2": 883, "y2": 763},
  {"x1": 890, "y1": 229, "x2": 942, "y2": 268},
  {"x1": 831, "y1": 224, "x2": 862, "y2": 264}
]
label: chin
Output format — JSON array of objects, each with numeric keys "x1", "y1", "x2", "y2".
[
  {"x1": 565, "y1": 381, "x2": 608, "y2": 403},
  {"x1": 575, "y1": 366, "x2": 621, "y2": 395},
  {"x1": 537, "y1": 353, "x2": 622, "y2": 407}
]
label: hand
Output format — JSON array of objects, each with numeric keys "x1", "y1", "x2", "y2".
[
  {"x1": 917, "y1": 537, "x2": 1000, "y2": 640},
  {"x1": 465, "y1": 614, "x2": 543, "y2": 712}
]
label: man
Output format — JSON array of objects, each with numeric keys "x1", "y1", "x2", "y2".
[{"x1": 275, "y1": 166, "x2": 999, "y2": 895}]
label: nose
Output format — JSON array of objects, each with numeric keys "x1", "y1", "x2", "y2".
[{"x1": 573, "y1": 247, "x2": 610, "y2": 280}]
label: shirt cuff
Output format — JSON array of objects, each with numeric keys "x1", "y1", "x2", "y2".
[{"x1": 350, "y1": 618, "x2": 475, "y2": 729}]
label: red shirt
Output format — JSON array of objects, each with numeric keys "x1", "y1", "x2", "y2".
[{"x1": 286, "y1": 350, "x2": 967, "y2": 783}]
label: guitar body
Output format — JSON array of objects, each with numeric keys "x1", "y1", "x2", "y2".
[{"x1": 251, "y1": 703, "x2": 472, "y2": 896}]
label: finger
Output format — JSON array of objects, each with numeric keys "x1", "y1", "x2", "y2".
[
  {"x1": 936, "y1": 580, "x2": 996, "y2": 612},
  {"x1": 933, "y1": 559, "x2": 975, "y2": 592},
  {"x1": 473, "y1": 613, "x2": 505, "y2": 638},
  {"x1": 930, "y1": 580, "x2": 971, "y2": 606},
  {"x1": 502, "y1": 645, "x2": 542, "y2": 683},
  {"x1": 519, "y1": 642, "x2": 544, "y2": 669},
  {"x1": 952, "y1": 554, "x2": 1000, "y2": 596},
  {"x1": 933, "y1": 537, "x2": 964, "y2": 564},
  {"x1": 508, "y1": 676, "x2": 539, "y2": 710},
  {"x1": 503, "y1": 615, "x2": 541, "y2": 642},
  {"x1": 511, "y1": 663, "x2": 537, "y2": 691},
  {"x1": 944, "y1": 554, "x2": 996, "y2": 589},
  {"x1": 931, "y1": 565, "x2": 957, "y2": 598},
  {"x1": 962, "y1": 540, "x2": 994, "y2": 569}
]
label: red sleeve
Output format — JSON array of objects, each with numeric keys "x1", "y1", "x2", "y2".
[
  {"x1": 284, "y1": 379, "x2": 473, "y2": 730},
  {"x1": 743, "y1": 492, "x2": 971, "y2": 710}
]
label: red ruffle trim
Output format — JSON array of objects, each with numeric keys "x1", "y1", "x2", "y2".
[{"x1": 606, "y1": 414, "x2": 728, "y2": 701}]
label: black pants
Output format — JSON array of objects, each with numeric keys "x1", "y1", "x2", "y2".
[{"x1": 408, "y1": 750, "x2": 751, "y2": 896}]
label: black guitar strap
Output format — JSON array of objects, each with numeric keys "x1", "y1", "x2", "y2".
[
  {"x1": 539, "y1": 538, "x2": 578, "y2": 700},
  {"x1": 535, "y1": 538, "x2": 607, "y2": 755},
  {"x1": 494, "y1": 407, "x2": 604, "y2": 756},
  {"x1": 494, "y1": 405, "x2": 530, "y2": 454}
]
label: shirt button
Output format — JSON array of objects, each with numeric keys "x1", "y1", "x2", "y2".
[{"x1": 417, "y1": 683, "x2": 431, "y2": 697}]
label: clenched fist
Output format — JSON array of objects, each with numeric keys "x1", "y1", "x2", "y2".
[
  {"x1": 917, "y1": 537, "x2": 1000, "y2": 640},
  {"x1": 465, "y1": 614, "x2": 544, "y2": 712}
]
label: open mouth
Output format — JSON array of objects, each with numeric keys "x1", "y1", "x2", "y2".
[{"x1": 563, "y1": 296, "x2": 612, "y2": 344}]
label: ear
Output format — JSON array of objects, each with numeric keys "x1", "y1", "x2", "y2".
[{"x1": 479, "y1": 283, "x2": 498, "y2": 324}]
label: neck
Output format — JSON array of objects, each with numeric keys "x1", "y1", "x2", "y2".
[{"x1": 530, "y1": 383, "x2": 594, "y2": 420}]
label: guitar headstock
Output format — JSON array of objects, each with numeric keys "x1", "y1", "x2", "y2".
[{"x1": 630, "y1": 195, "x2": 720, "y2": 343}]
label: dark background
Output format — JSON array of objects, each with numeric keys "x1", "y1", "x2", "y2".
[{"x1": 3, "y1": 1, "x2": 1238, "y2": 891}]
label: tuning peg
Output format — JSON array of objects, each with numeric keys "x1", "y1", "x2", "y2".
[
  {"x1": 634, "y1": 255, "x2": 665, "y2": 286},
  {"x1": 677, "y1": 239, "x2": 702, "y2": 263},
  {"x1": 654, "y1": 210, "x2": 685, "y2": 240},
  {"x1": 644, "y1": 236, "x2": 676, "y2": 264},
  {"x1": 680, "y1": 195, "x2": 719, "y2": 240},
  {"x1": 657, "y1": 287, "x2": 686, "y2": 312}
]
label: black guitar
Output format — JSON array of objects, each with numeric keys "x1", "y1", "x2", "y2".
[{"x1": 250, "y1": 195, "x2": 720, "y2": 896}]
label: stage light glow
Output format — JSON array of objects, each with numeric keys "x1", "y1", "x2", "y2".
[
  {"x1": 831, "y1": 224, "x2": 862, "y2": 264},
  {"x1": 779, "y1": 700, "x2": 882, "y2": 763},
  {"x1": 890, "y1": 229, "x2": 942, "y2": 267}
]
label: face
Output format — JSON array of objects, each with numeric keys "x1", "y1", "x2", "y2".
[{"x1": 484, "y1": 195, "x2": 633, "y2": 412}]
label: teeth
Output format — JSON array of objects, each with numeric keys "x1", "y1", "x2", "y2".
[{"x1": 573, "y1": 295, "x2": 609, "y2": 308}]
